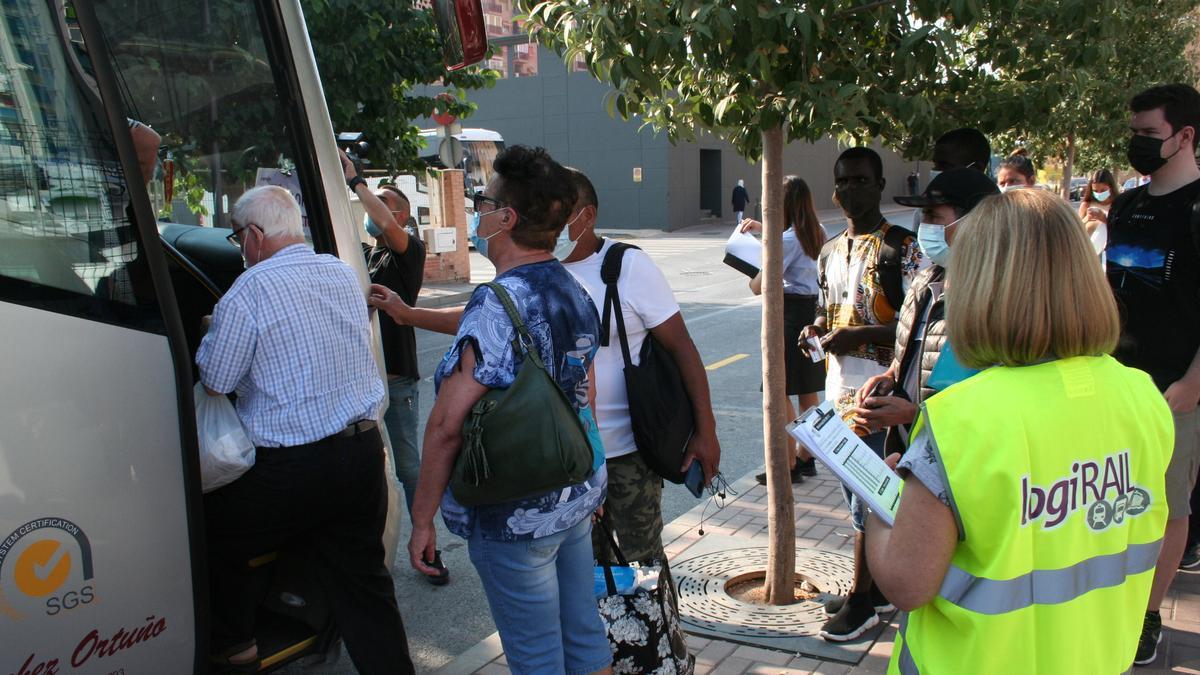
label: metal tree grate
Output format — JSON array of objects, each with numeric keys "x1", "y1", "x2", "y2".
[{"x1": 673, "y1": 546, "x2": 855, "y2": 639}]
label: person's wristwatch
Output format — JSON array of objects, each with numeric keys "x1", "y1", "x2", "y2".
[{"x1": 347, "y1": 175, "x2": 367, "y2": 192}]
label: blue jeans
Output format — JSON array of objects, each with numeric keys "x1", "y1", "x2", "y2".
[
  {"x1": 468, "y1": 517, "x2": 612, "y2": 675},
  {"x1": 843, "y1": 431, "x2": 888, "y2": 532},
  {"x1": 383, "y1": 376, "x2": 420, "y2": 517}
]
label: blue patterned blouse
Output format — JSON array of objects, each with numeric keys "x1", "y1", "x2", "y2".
[{"x1": 435, "y1": 260, "x2": 607, "y2": 541}]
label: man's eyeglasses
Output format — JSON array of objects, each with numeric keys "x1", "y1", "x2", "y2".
[
  {"x1": 472, "y1": 193, "x2": 506, "y2": 215},
  {"x1": 226, "y1": 222, "x2": 257, "y2": 247}
]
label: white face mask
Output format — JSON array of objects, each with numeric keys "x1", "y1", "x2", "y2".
[
  {"x1": 552, "y1": 210, "x2": 587, "y2": 261},
  {"x1": 1093, "y1": 189, "x2": 1111, "y2": 202}
]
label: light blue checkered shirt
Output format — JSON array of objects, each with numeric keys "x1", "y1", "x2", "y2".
[{"x1": 197, "y1": 244, "x2": 384, "y2": 447}]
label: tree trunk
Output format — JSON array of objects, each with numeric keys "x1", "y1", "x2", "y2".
[
  {"x1": 1060, "y1": 132, "x2": 1076, "y2": 201},
  {"x1": 760, "y1": 125, "x2": 796, "y2": 605}
]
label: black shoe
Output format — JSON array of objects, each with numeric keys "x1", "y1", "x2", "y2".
[
  {"x1": 823, "y1": 586, "x2": 895, "y2": 616},
  {"x1": 755, "y1": 466, "x2": 805, "y2": 486},
  {"x1": 1181, "y1": 543, "x2": 1200, "y2": 571},
  {"x1": 423, "y1": 550, "x2": 449, "y2": 586},
  {"x1": 820, "y1": 593, "x2": 879, "y2": 642},
  {"x1": 796, "y1": 458, "x2": 818, "y2": 477},
  {"x1": 1134, "y1": 611, "x2": 1162, "y2": 666}
]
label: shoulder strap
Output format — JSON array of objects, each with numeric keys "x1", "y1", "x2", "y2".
[
  {"x1": 599, "y1": 242, "x2": 639, "y2": 367},
  {"x1": 817, "y1": 233, "x2": 842, "y2": 295},
  {"x1": 876, "y1": 223, "x2": 913, "y2": 313},
  {"x1": 480, "y1": 281, "x2": 546, "y2": 371}
]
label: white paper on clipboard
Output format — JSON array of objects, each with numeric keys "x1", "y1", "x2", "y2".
[
  {"x1": 723, "y1": 230, "x2": 762, "y2": 277},
  {"x1": 787, "y1": 400, "x2": 903, "y2": 525}
]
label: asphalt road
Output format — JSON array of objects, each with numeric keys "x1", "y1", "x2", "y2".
[{"x1": 286, "y1": 211, "x2": 914, "y2": 673}]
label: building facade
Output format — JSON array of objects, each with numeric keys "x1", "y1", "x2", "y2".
[{"x1": 421, "y1": 2, "x2": 921, "y2": 231}]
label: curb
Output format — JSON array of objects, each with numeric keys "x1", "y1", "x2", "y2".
[{"x1": 418, "y1": 288, "x2": 475, "y2": 309}]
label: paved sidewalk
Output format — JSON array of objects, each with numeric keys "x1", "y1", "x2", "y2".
[{"x1": 434, "y1": 468, "x2": 1200, "y2": 675}]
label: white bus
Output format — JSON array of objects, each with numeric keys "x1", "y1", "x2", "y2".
[{"x1": 0, "y1": 0, "x2": 480, "y2": 672}]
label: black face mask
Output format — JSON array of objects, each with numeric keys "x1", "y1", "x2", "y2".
[
  {"x1": 1128, "y1": 132, "x2": 1181, "y2": 176},
  {"x1": 833, "y1": 188, "x2": 880, "y2": 220}
]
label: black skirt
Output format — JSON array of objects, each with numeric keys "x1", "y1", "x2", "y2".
[{"x1": 783, "y1": 294, "x2": 824, "y2": 396}]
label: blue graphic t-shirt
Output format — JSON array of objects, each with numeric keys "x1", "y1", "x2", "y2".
[
  {"x1": 435, "y1": 260, "x2": 607, "y2": 541},
  {"x1": 1106, "y1": 178, "x2": 1200, "y2": 390}
]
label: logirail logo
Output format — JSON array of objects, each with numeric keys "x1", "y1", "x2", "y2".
[{"x1": 0, "y1": 518, "x2": 95, "y2": 621}]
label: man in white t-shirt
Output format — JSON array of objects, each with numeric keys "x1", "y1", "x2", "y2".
[{"x1": 560, "y1": 168, "x2": 722, "y2": 565}]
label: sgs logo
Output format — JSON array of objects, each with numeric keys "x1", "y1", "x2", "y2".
[{"x1": 0, "y1": 518, "x2": 95, "y2": 620}]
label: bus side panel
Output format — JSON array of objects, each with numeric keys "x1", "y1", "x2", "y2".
[{"x1": 0, "y1": 302, "x2": 194, "y2": 673}]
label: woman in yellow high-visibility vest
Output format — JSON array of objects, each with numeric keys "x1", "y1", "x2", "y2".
[{"x1": 865, "y1": 189, "x2": 1173, "y2": 674}]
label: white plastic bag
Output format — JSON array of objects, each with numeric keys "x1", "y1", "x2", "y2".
[{"x1": 194, "y1": 382, "x2": 255, "y2": 493}]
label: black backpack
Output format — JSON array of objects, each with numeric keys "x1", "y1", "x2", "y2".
[
  {"x1": 817, "y1": 222, "x2": 913, "y2": 316},
  {"x1": 600, "y1": 242, "x2": 694, "y2": 484}
]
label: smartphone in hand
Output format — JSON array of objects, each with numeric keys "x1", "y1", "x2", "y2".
[{"x1": 684, "y1": 461, "x2": 705, "y2": 498}]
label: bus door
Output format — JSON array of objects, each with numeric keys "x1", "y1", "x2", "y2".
[{"x1": 0, "y1": 1, "x2": 203, "y2": 672}]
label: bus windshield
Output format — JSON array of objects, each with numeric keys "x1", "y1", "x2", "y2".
[{"x1": 91, "y1": 0, "x2": 316, "y2": 239}]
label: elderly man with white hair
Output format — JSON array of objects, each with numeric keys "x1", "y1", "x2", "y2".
[{"x1": 197, "y1": 185, "x2": 413, "y2": 674}]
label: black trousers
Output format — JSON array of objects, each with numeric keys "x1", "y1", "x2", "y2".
[{"x1": 204, "y1": 426, "x2": 413, "y2": 674}]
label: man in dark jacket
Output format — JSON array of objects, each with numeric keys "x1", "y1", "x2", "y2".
[
  {"x1": 731, "y1": 179, "x2": 749, "y2": 224},
  {"x1": 851, "y1": 169, "x2": 998, "y2": 446}
]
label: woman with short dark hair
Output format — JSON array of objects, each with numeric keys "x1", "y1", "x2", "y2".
[{"x1": 397, "y1": 145, "x2": 613, "y2": 674}]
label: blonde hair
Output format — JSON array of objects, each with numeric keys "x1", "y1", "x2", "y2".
[{"x1": 946, "y1": 189, "x2": 1119, "y2": 368}]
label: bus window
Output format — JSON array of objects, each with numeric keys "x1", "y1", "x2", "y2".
[
  {"x1": 91, "y1": 0, "x2": 321, "y2": 244},
  {"x1": 0, "y1": 1, "x2": 159, "y2": 329}
]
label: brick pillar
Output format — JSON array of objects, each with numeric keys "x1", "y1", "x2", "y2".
[{"x1": 422, "y1": 169, "x2": 471, "y2": 283}]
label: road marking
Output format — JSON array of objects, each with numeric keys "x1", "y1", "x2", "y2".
[{"x1": 705, "y1": 353, "x2": 749, "y2": 371}]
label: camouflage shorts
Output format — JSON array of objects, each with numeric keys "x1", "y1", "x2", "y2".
[{"x1": 593, "y1": 451, "x2": 665, "y2": 565}]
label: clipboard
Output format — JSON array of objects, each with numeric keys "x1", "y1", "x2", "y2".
[{"x1": 787, "y1": 401, "x2": 903, "y2": 525}]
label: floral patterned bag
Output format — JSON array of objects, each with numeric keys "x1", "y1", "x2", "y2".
[{"x1": 596, "y1": 519, "x2": 694, "y2": 675}]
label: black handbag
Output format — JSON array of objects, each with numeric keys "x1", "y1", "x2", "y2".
[
  {"x1": 601, "y1": 242, "x2": 695, "y2": 484},
  {"x1": 595, "y1": 515, "x2": 694, "y2": 675},
  {"x1": 449, "y1": 282, "x2": 594, "y2": 506}
]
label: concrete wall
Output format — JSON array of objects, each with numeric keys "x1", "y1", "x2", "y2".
[
  {"x1": 669, "y1": 135, "x2": 920, "y2": 230},
  {"x1": 416, "y1": 45, "x2": 673, "y2": 231}
]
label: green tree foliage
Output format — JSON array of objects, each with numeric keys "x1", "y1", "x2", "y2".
[
  {"x1": 988, "y1": 0, "x2": 1195, "y2": 178},
  {"x1": 302, "y1": 0, "x2": 498, "y2": 174},
  {"x1": 946, "y1": 0, "x2": 1199, "y2": 189}
]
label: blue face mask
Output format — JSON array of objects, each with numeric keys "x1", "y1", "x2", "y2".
[
  {"x1": 552, "y1": 210, "x2": 586, "y2": 261},
  {"x1": 918, "y1": 222, "x2": 950, "y2": 267},
  {"x1": 917, "y1": 215, "x2": 963, "y2": 267},
  {"x1": 468, "y1": 210, "x2": 504, "y2": 259},
  {"x1": 927, "y1": 340, "x2": 983, "y2": 392},
  {"x1": 363, "y1": 213, "x2": 383, "y2": 238}
]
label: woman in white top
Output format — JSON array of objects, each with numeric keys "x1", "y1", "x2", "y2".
[
  {"x1": 739, "y1": 176, "x2": 827, "y2": 484},
  {"x1": 1078, "y1": 168, "x2": 1120, "y2": 256}
]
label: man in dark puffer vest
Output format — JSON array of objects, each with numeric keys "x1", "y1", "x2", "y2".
[{"x1": 850, "y1": 169, "x2": 998, "y2": 452}]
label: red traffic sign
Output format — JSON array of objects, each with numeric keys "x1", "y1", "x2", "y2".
[{"x1": 432, "y1": 93, "x2": 458, "y2": 126}]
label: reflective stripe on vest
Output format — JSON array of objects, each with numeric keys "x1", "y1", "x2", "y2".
[
  {"x1": 896, "y1": 612, "x2": 918, "y2": 675},
  {"x1": 938, "y1": 538, "x2": 1162, "y2": 615}
]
